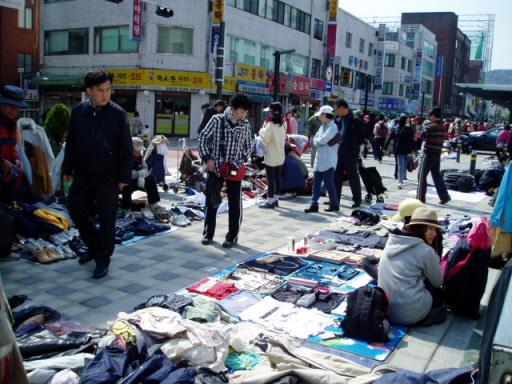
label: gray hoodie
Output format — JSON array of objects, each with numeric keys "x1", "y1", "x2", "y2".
[{"x1": 378, "y1": 231, "x2": 443, "y2": 325}]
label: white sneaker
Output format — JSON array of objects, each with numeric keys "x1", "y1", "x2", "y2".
[
  {"x1": 398, "y1": 183, "x2": 404, "y2": 189},
  {"x1": 123, "y1": 209, "x2": 134, "y2": 219}
]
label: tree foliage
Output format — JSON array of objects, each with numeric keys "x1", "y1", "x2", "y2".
[{"x1": 44, "y1": 103, "x2": 71, "y2": 144}]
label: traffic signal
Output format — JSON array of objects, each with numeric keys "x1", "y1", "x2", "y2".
[
  {"x1": 156, "y1": 6, "x2": 173, "y2": 18},
  {"x1": 105, "y1": 0, "x2": 123, "y2": 3}
]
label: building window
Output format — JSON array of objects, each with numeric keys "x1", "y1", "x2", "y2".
[
  {"x1": 19, "y1": 6, "x2": 34, "y2": 29},
  {"x1": 243, "y1": 0, "x2": 258, "y2": 14},
  {"x1": 383, "y1": 82, "x2": 393, "y2": 95},
  {"x1": 401, "y1": 57, "x2": 406, "y2": 70},
  {"x1": 258, "y1": 0, "x2": 266, "y2": 17},
  {"x1": 407, "y1": 60, "x2": 413, "y2": 73},
  {"x1": 311, "y1": 58, "x2": 321, "y2": 78},
  {"x1": 157, "y1": 26, "x2": 193, "y2": 54},
  {"x1": 399, "y1": 84, "x2": 404, "y2": 96},
  {"x1": 405, "y1": 86, "x2": 411, "y2": 98},
  {"x1": 345, "y1": 32, "x2": 352, "y2": 48},
  {"x1": 95, "y1": 26, "x2": 138, "y2": 53},
  {"x1": 44, "y1": 29, "x2": 89, "y2": 55},
  {"x1": 384, "y1": 54, "x2": 395, "y2": 67},
  {"x1": 313, "y1": 19, "x2": 324, "y2": 40},
  {"x1": 368, "y1": 43, "x2": 373, "y2": 57},
  {"x1": 18, "y1": 53, "x2": 33, "y2": 73},
  {"x1": 359, "y1": 38, "x2": 365, "y2": 54}
]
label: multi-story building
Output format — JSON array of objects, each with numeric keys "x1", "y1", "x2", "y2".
[
  {"x1": 33, "y1": 0, "x2": 333, "y2": 138},
  {"x1": 401, "y1": 12, "x2": 471, "y2": 117},
  {"x1": 0, "y1": 0, "x2": 41, "y2": 118}
]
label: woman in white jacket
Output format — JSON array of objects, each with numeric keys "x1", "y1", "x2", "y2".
[
  {"x1": 259, "y1": 102, "x2": 287, "y2": 209},
  {"x1": 378, "y1": 207, "x2": 446, "y2": 326}
]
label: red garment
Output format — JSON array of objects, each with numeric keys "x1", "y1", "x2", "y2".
[
  {"x1": 0, "y1": 113, "x2": 20, "y2": 165},
  {"x1": 477, "y1": 125, "x2": 486, "y2": 132},
  {"x1": 186, "y1": 278, "x2": 239, "y2": 299}
]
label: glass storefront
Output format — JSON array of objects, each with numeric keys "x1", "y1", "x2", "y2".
[{"x1": 155, "y1": 92, "x2": 190, "y2": 137}]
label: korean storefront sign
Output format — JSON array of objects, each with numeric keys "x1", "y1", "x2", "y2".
[
  {"x1": 130, "y1": 0, "x2": 143, "y2": 42},
  {"x1": 236, "y1": 63, "x2": 267, "y2": 85},
  {"x1": 213, "y1": 0, "x2": 224, "y2": 23}
]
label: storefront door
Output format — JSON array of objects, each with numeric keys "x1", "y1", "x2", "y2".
[{"x1": 155, "y1": 92, "x2": 190, "y2": 137}]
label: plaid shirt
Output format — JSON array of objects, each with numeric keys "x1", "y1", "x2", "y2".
[{"x1": 198, "y1": 107, "x2": 252, "y2": 177}]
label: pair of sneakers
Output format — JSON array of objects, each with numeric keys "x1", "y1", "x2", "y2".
[{"x1": 22, "y1": 239, "x2": 68, "y2": 264}]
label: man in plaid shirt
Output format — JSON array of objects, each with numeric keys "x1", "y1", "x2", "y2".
[{"x1": 198, "y1": 93, "x2": 253, "y2": 248}]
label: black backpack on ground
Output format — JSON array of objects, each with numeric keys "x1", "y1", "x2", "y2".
[
  {"x1": 341, "y1": 286, "x2": 390, "y2": 342},
  {"x1": 442, "y1": 236, "x2": 490, "y2": 319},
  {"x1": 443, "y1": 170, "x2": 475, "y2": 193}
]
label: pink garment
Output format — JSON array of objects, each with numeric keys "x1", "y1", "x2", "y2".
[
  {"x1": 497, "y1": 129, "x2": 511, "y2": 145},
  {"x1": 288, "y1": 118, "x2": 299, "y2": 135},
  {"x1": 477, "y1": 125, "x2": 486, "y2": 131}
]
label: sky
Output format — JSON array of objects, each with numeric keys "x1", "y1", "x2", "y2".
[{"x1": 341, "y1": 0, "x2": 511, "y2": 71}]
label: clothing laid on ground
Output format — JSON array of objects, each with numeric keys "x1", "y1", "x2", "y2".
[{"x1": 378, "y1": 229, "x2": 443, "y2": 325}]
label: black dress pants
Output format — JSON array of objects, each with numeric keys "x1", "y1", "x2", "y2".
[
  {"x1": 203, "y1": 173, "x2": 242, "y2": 242},
  {"x1": 334, "y1": 147, "x2": 361, "y2": 205},
  {"x1": 68, "y1": 177, "x2": 119, "y2": 267}
]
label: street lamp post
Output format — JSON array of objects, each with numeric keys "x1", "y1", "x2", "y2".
[{"x1": 273, "y1": 49, "x2": 296, "y2": 102}]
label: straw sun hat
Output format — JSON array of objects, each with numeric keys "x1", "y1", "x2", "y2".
[{"x1": 405, "y1": 207, "x2": 442, "y2": 229}]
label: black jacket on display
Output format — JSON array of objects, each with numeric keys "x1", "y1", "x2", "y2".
[{"x1": 62, "y1": 100, "x2": 133, "y2": 184}]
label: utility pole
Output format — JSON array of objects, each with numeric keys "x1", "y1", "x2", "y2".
[
  {"x1": 272, "y1": 49, "x2": 295, "y2": 102},
  {"x1": 363, "y1": 74, "x2": 372, "y2": 114},
  {"x1": 420, "y1": 91, "x2": 426, "y2": 119},
  {"x1": 215, "y1": 21, "x2": 225, "y2": 100}
]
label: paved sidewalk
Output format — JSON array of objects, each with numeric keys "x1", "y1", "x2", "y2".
[{"x1": 1, "y1": 145, "x2": 498, "y2": 372}]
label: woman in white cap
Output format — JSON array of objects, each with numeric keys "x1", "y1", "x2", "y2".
[
  {"x1": 304, "y1": 105, "x2": 340, "y2": 213},
  {"x1": 378, "y1": 207, "x2": 446, "y2": 326},
  {"x1": 259, "y1": 102, "x2": 287, "y2": 209}
]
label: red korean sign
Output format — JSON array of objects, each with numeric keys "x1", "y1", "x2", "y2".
[
  {"x1": 131, "y1": 0, "x2": 142, "y2": 42},
  {"x1": 290, "y1": 75, "x2": 310, "y2": 95}
]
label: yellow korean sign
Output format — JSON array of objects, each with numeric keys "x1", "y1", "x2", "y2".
[
  {"x1": 213, "y1": 0, "x2": 224, "y2": 23},
  {"x1": 329, "y1": 0, "x2": 338, "y2": 21},
  {"x1": 236, "y1": 63, "x2": 267, "y2": 85}
]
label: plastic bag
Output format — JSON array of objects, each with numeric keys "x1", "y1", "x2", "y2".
[
  {"x1": 254, "y1": 136, "x2": 267, "y2": 157},
  {"x1": 467, "y1": 216, "x2": 492, "y2": 249}
]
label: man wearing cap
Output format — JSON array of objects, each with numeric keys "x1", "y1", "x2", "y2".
[
  {"x1": 62, "y1": 70, "x2": 133, "y2": 279},
  {"x1": 304, "y1": 105, "x2": 339, "y2": 213},
  {"x1": 0, "y1": 85, "x2": 27, "y2": 206},
  {"x1": 333, "y1": 99, "x2": 363, "y2": 208}
]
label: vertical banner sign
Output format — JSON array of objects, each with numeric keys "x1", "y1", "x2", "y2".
[
  {"x1": 374, "y1": 42, "x2": 385, "y2": 90},
  {"x1": 130, "y1": 0, "x2": 143, "y2": 42},
  {"x1": 412, "y1": 49, "x2": 422, "y2": 100},
  {"x1": 434, "y1": 56, "x2": 444, "y2": 105},
  {"x1": 328, "y1": 0, "x2": 338, "y2": 21},
  {"x1": 213, "y1": 0, "x2": 224, "y2": 23},
  {"x1": 326, "y1": 24, "x2": 337, "y2": 57}
]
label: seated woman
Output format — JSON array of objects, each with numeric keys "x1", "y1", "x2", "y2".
[
  {"x1": 280, "y1": 143, "x2": 306, "y2": 195},
  {"x1": 378, "y1": 207, "x2": 446, "y2": 326},
  {"x1": 479, "y1": 153, "x2": 510, "y2": 196}
]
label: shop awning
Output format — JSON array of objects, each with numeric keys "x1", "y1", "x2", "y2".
[
  {"x1": 31, "y1": 75, "x2": 84, "y2": 86},
  {"x1": 291, "y1": 94, "x2": 320, "y2": 104},
  {"x1": 248, "y1": 93, "x2": 272, "y2": 103}
]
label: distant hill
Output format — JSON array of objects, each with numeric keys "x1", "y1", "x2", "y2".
[{"x1": 485, "y1": 69, "x2": 512, "y2": 85}]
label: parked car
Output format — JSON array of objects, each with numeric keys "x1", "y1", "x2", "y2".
[{"x1": 467, "y1": 126, "x2": 504, "y2": 152}]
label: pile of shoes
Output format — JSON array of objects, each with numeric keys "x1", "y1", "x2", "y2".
[
  {"x1": 115, "y1": 226, "x2": 135, "y2": 243},
  {"x1": 148, "y1": 203, "x2": 172, "y2": 223},
  {"x1": 22, "y1": 238, "x2": 71, "y2": 264},
  {"x1": 168, "y1": 205, "x2": 191, "y2": 227}
]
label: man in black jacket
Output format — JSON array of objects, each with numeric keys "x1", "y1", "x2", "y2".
[
  {"x1": 197, "y1": 100, "x2": 226, "y2": 134},
  {"x1": 62, "y1": 70, "x2": 133, "y2": 279},
  {"x1": 333, "y1": 99, "x2": 363, "y2": 208}
]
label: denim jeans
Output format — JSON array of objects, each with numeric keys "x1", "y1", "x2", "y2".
[
  {"x1": 397, "y1": 154, "x2": 410, "y2": 184},
  {"x1": 312, "y1": 167, "x2": 337, "y2": 206}
]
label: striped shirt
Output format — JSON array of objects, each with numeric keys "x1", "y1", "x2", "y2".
[
  {"x1": 198, "y1": 106, "x2": 252, "y2": 177},
  {"x1": 421, "y1": 120, "x2": 446, "y2": 154}
]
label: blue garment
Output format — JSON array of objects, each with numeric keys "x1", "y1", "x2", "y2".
[
  {"x1": 491, "y1": 164, "x2": 512, "y2": 231},
  {"x1": 281, "y1": 154, "x2": 306, "y2": 191},
  {"x1": 311, "y1": 167, "x2": 337, "y2": 206},
  {"x1": 79, "y1": 346, "x2": 128, "y2": 384},
  {"x1": 16, "y1": 145, "x2": 32, "y2": 184},
  {"x1": 312, "y1": 120, "x2": 338, "y2": 172},
  {"x1": 396, "y1": 154, "x2": 410, "y2": 184}
]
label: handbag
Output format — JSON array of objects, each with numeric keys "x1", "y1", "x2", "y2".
[
  {"x1": 205, "y1": 173, "x2": 222, "y2": 209},
  {"x1": 407, "y1": 155, "x2": 419, "y2": 172},
  {"x1": 327, "y1": 132, "x2": 342, "y2": 146},
  {"x1": 219, "y1": 161, "x2": 246, "y2": 181}
]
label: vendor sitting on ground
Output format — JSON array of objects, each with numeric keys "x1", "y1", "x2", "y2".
[
  {"x1": 378, "y1": 207, "x2": 446, "y2": 327},
  {"x1": 121, "y1": 137, "x2": 169, "y2": 222},
  {"x1": 280, "y1": 143, "x2": 307, "y2": 195},
  {"x1": 479, "y1": 153, "x2": 510, "y2": 196}
]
